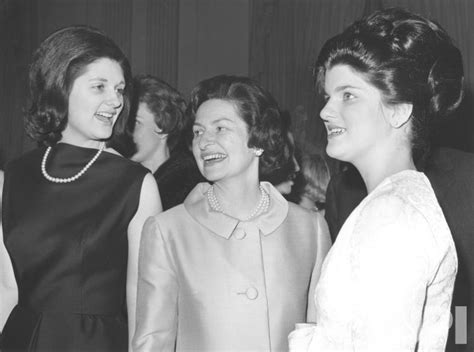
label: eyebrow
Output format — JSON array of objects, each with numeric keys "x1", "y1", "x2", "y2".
[
  {"x1": 334, "y1": 84, "x2": 362, "y2": 92},
  {"x1": 194, "y1": 117, "x2": 235, "y2": 126},
  {"x1": 88, "y1": 77, "x2": 125, "y2": 86}
]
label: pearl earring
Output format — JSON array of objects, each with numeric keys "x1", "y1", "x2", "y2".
[{"x1": 253, "y1": 148, "x2": 264, "y2": 157}]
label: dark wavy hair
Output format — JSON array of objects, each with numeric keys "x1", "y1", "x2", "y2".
[
  {"x1": 133, "y1": 75, "x2": 187, "y2": 153},
  {"x1": 188, "y1": 75, "x2": 288, "y2": 176},
  {"x1": 25, "y1": 25, "x2": 133, "y2": 146},
  {"x1": 262, "y1": 110, "x2": 299, "y2": 185},
  {"x1": 315, "y1": 7, "x2": 464, "y2": 169}
]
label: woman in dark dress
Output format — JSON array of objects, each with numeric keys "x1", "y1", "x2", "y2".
[{"x1": 0, "y1": 25, "x2": 161, "y2": 351}]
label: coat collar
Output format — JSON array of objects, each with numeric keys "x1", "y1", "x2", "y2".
[{"x1": 184, "y1": 181, "x2": 289, "y2": 239}]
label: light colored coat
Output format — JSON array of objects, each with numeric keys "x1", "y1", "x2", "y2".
[{"x1": 132, "y1": 182, "x2": 331, "y2": 351}]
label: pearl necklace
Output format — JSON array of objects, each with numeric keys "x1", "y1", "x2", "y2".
[
  {"x1": 207, "y1": 184, "x2": 270, "y2": 221},
  {"x1": 41, "y1": 143, "x2": 105, "y2": 183}
]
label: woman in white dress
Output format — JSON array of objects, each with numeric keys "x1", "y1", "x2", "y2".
[{"x1": 289, "y1": 8, "x2": 462, "y2": 351}]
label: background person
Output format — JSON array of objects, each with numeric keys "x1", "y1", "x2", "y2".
[
  {"x1": 264, "y1": 110, "x2": 301, "y2": 197},
  {"x1": 130, "y1": 74, "x2": 204, "y2": 210},
  {"x1": 297, "y1": 152, "x2": 330, "y2": 215}
]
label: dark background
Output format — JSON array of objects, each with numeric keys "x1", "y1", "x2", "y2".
[{"x1": 0, "y1": 0, "x2": 473, "y2": 166}]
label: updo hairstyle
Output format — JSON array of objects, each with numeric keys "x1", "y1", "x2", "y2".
[{"x1": 315, "y1": 7, "x2": 464, "y2": 168}]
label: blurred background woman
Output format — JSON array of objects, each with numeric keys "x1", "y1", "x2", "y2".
[
  {"x1": 132, "y1": 75, "x2": 331, "y2": 351},
  {"x1": 265, "y1": 110, "x2": 301, "y2": 197},
  {"x1": 297, "y1": 153, "x2": 330, "y2": 215},
  {"x1": 130, "y1": 74, "x2": 204, "y2": 210},
  {"x1": 290, "y1": 8, "x2": 461, "y2": 350},
  {"x1": 0, "y1": 26, "x2": 160, "y2": 351}
]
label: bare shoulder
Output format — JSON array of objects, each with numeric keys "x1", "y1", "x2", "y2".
[{"x1": 140, "y1": 173, "x2": 159, "y2": 197}]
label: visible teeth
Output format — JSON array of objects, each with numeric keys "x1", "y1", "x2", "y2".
[
  {"x1": 203, "y1": 153, "x2": 226, "y2": 161},
  {"x1": 328, "y1": 128, "x2": 346, "y2": 136},
  {"x1": 96, "y1": 112, "x2": 114, "y2": 119}
]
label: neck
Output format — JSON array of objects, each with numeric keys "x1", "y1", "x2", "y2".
[
  {"x1": 299, "y1": 195, "x2": 317, "y2": 210},
  {"x1": 58, "y1": 138, "x2": 103, "y2": 150},
  {"x1": 142, "y1": 146, "x2": 170, "y2": 173},
  {"x1": 355, "y1": 144, "x2": 415, "y2": 193},
  {"x1": 212, "y1": 176, "x2": 262, "y2": 220}
]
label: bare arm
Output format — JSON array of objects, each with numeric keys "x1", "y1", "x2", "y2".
[
  {"x1": 0, "y1": 170, "x2": 18, "y2": 333},
  {"x1": 127, "y1": 173, "x2": 162, "y2": 347},
  {"x1": 0, "y1": 226, "x2": 18, "y2": 333}
]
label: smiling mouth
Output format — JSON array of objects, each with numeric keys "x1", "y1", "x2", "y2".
[
  {"x1": 327, "y1": 127, "x2": 346, "y2": 137},
  {"x1": 202, "y1": 153, "x2": 227, "y2": 163},
  {"x1": 95, "y1": 112, "x2": 115, "y2": 124}
]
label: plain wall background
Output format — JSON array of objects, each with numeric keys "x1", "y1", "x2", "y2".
[{"x1": 0, "y1": 0, "x2": 473, "y2": 165}]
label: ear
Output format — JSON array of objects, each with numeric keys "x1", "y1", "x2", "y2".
[
  {"x1": 388, "y1": 103, "x2": 413, "y2": 129},
  {"x1": 154, "y1": 127, "x2": 168, "y2": 140}
]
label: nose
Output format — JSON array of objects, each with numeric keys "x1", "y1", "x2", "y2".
[
  {"x1": 198, "y1": 130, "x2": 215, "y2": 150},
  {"x1": 106, "y1": 89, "x2": 123, "y2": 109},
  {"x1": 320, "y1": 100, "x2": 335, "y2": 122}
]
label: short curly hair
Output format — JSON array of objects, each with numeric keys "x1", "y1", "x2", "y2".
[
  {"x1": 133, "y1": 75, "x2": 187, "y2": 153},
  {"x1": 188, "y1": 75, "x2": 289, "y2": 177},
  {"x1": 25, "y1": 25, "x2": 133, "y2": 146},
  {"x1": 315, "y1": 8, "x2": 464, "y2": 169}
]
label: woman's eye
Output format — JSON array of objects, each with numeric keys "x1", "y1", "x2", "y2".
[
  {"x1": 93, "y1": 84, "x2": 105, "y2": 91},
  {"x1": 343, "y1": 92, "x2": 355, "y2": 101},
  {"x1": 193, "y1": 129, "x2": 203, "y2": 137},
  {"x1": 217, "y1": 126, "x2": 226, "y2": 132},
  {"x1": 116, "y1": 87, "x2": 125, "y2": 95}
]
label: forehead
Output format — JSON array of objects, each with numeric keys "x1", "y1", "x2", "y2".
[
  {"x1": 324, "y1": 64, "x2": 375, "y2": 92},
  {"x1": 195, "y1": 98, "x2": 243, "y2": 123},
  {"x1": 77, "y1": 57, "x2": 124, "y2": 82}
]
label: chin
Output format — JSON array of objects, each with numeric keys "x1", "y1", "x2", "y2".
[
  {"x1": 199, "y1": 169, "x2": 219, "y2": 182},
  {"x1": 130, "y1": 153, "x2": 142, "y2": 163},
  {"x1": 326, "y1": 144, "x2": 346, "y2": 162}
]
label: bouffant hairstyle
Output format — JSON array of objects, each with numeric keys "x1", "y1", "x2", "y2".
[
  {"x1": 25, "y1": 25, "x2": 133, "y2": 146},
  {"x1": 315, "y1": 8, "x2": 464, "y2": 168},
  {"x1": 188, "y1": 75, "x2": 288, "y2": 176},
  {"x1": 133, "y1": 75, "x2": 187, "y2": 153}
]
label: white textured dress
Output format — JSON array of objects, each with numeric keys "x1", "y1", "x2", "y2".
[{"x1": 289, "y1": 170, "x2": 457, "y2": 351}]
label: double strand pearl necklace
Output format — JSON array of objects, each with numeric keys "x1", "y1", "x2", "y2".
[
  {"x1": 207, "y1": 184, "x2": 270, "y2": 221},
  {"x1": 41, "y1": 143, "x2": 105, "y2": 183}
]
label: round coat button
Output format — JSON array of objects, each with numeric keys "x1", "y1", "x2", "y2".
[
  {"x1": 233, "y1": 228, "x2": 246, "y2": 240},
  {"x1": 245, "y1": 287, "x2": 258, "y2": 300}
]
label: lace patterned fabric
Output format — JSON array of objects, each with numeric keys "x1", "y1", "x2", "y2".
[{"x1": 289, "y1": 170, "x2": 457, "y2": 351}]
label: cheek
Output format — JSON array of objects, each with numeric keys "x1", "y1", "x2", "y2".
[
  {"x1": 191, "y1": 140, "x2": 201, "y2": 159},
  {"x1": 116, "y1": 104, "x2": 124, "y2": 115}
]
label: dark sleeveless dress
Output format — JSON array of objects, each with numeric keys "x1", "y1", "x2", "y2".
[{"x1": 1, "y1": 143, "x2": 148, "y2": 352}]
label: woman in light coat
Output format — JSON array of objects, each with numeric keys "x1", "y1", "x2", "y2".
[{"x1": 132, "y1": 75, "x2": 331, "y2": 351}]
